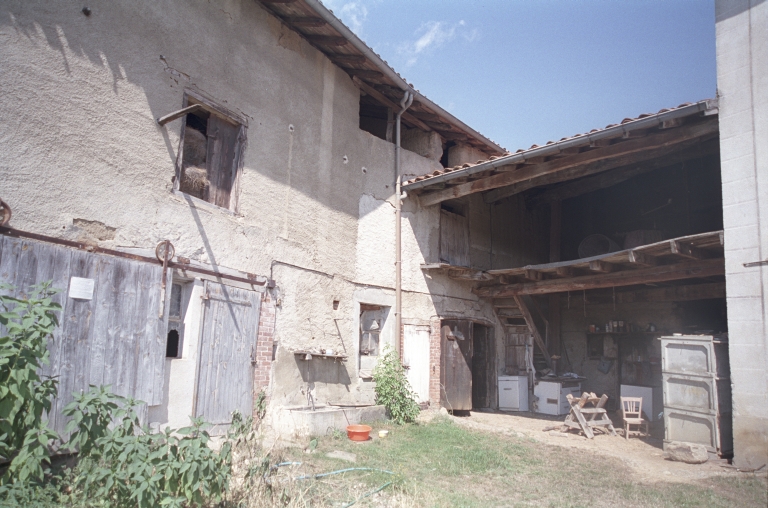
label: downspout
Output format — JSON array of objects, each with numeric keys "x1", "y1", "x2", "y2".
[{"x1": 395, "y1": 91, "x2": 413, "y2": 358}]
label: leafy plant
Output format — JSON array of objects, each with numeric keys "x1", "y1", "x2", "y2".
[
  {"x1": 372, "y1": 346, "x2": 420, "y2": 425},
  {"x1": 0, "y1": 282, "x2": 61, "y2": 486},
  {"x1": 63, "y1": 386, "x2": 233, "y2": 508}
]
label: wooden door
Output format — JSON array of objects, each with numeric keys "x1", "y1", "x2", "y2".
[
  {"x1": 0, "y1": 235, "x2": 168, "y2": 435},
  {"x1": 195, "y1": 281, "x2": 261, "y2": 427},
  {"x1": 439, "y1": 209, "x2": 469, "y2": 267},
  {"x1": 440, "y1": 320, "x2": 473, "y2": 410},
  {"x1": 403, "y1": 324, "x2": 430, "y2": 403},
  {"x1": 472, "y1": 324, "x2": 494, "y2": 409}
]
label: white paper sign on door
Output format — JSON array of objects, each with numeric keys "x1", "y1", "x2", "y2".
[{"x1": 69, "y1": 277, "x2": 95, "y2": 300}]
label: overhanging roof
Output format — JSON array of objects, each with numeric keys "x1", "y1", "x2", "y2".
[
  {"x1": 255, "y1": 0, "x2": 505, "y2": 155},
  {"x1": 405, "y1": 99, "x2": 720, "y2": 206}
]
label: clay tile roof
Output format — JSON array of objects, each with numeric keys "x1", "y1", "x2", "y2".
[{"x1": 404, "y1": 99, "x2": 715, "y2": 190}]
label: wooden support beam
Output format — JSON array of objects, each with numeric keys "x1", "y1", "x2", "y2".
[
  {"x1": 156, "y1": 104, "x2": 202, "y2": 126},
  {"x1": 474, "y1": 258, "x2": 724, "y2": 297},
  {"x1": 525, "y1": 141, "x2": 719, "y2": 208},
  {"x1": 661, "y1": 117, "x2": 685, "y2": 129},
  {"x1": 345, "y1": 69, "x2": 383, "y2": 79},
  {"x1": 555, "y1": 266, "x2": 574, "y2": 278},
  {"x1": 328, "y1": 54, "x2": 366, "y2": 65},
  {"x1": 351, "y1": 77, "x2": 431, "y2": 132},
  {"x1": 670, "y1": 240, "x2": 705, "y2": 260},
  {"x1": 481, "y1": 123, "x2": 719, "y2": 205},
  {"x1": 524, "y1": 269, "x2": 543, "y2": 281},
  {"x1": 305, "y1": 35, "x2": 348, "y2": 46},
  {"x1": 493, "y1": 298, "x2": 520, "y2": 309},
  {"x1": 616, "y1": 282, "x2": 725, "y2": 304},
  {"x1": 628, "y1": 250, "x2": 658, "y2": 267},
  {"x1": 284, "y1": 16, "x2": 327, "y2": 27},
  {"x1": 513, "y1": 295, "x2": 552, "y2": 368},
  {"x1": 589, "y1": 260, "x2": 614, "y2": 273}
]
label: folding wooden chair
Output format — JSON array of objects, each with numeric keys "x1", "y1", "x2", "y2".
[{"x1": 620, "y1": 396, "x2": 649, "y2": 440}]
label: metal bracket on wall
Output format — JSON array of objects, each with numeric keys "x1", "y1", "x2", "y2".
[{"x1": 743, "y1": 259, "x2": 768, "y2": 267}]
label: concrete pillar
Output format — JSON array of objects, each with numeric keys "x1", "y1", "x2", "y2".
[
  {"x1": 446, "y1": 143, "x2": 489, "y2": 168},
  {"x1": 401, "y1": 128, "x2": 443, "y2": 162},
  {"x1": 716, "y1": 0, "x2": 768, "y2": 469}
]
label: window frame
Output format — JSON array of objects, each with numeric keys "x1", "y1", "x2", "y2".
[{"x1": 173, "y1": 90, "x2": 248, "y2": 214}]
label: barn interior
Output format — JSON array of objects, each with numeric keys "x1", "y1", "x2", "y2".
[{"x1": 412, "y1": 101, "x2": 725, "y2": 418}]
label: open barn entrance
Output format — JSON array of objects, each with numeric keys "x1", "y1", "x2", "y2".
[{"x1": 414, "y1": 102, "x2": 727, "y2": 422}]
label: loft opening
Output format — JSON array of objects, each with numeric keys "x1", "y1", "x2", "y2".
[{"x1": 174, "y1": 92, "x2": 248, "y2": 211}]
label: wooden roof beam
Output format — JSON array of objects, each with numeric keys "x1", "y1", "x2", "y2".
[
  {"x1": 670, "y1": 240, "x2": 706, "y2": 260},
  {"x1": 473, "y1": 258, "x2": 724, "y2": 297},
  {"x1": 351, "y1": 77, "x2": 431, "y2": 132},
  {"x1": 628, "y1": 250, "x2": 658, "y2": 267},
  {"x1": 589, "y1": 260, "x2": 614, "y2": 273},
  {"x1": 418, "y1": 119, "x2": 717, "y2": 207},
  {"x1": 284, "y1": 16, "x2": 327, "y2": 27}
]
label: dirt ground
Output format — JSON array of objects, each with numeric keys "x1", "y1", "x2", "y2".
[{"x1": 438, "y1": 408, "x2": 747, "y2": 484}]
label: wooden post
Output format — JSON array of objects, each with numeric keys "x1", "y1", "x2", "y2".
[{"x1": 548, "y1": 201, "x2": 562, "y2": 363}]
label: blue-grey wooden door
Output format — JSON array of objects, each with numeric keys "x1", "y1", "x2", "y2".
[{"x1": 194, "y1": 281, "x2": 261, "y2": 427}]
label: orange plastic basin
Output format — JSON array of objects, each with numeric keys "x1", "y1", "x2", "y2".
[{"x1": 346, "y1": 424, "x2": 372, "y2": 441}]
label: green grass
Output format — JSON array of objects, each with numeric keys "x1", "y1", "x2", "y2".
[{"x1": 263, "y1": 418, "x2": 767, "y2": 508}]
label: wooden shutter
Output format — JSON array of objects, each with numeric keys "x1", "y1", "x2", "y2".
[
  {"x1": 205, "y1": 115, "x2": 241, "y2": 209},
  {"x1": 439, "y1": 209, "x2": 470, "y2": 267}
]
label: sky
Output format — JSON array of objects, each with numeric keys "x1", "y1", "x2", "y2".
[{"x1": 322, "y1": 0, "x2": 717, "y2": 152}]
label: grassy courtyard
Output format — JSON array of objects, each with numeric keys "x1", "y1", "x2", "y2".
[{"x1": 237, "y1": 417, "x2": 767, "y2": 508}]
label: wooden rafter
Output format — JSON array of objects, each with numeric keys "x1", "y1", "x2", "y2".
[{"x1": 416, "y1": 119, "x2": 718, "y2": 207}]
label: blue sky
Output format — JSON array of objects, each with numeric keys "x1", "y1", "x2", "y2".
[{"x1": 323, "y1": 0, "x2": 716, "y2": 152}]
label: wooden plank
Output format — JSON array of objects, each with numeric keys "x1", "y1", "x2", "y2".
[
  {"x1": 476, "y1": 258, "x2": 724, "y2": 297},
  {"x1": 588, "y1": 260, "x2": 613, "y2": 273},
  {"x1": 157, "y1": 104, "x2": 202, "y2": 126},
  {"x1": 328, "y1": 53, "x2": 366, "y2": 64},
  {"x1": 87, "y1": 255, "x2": 117, "y2": 393},
  {"x1": 304, "y1": 35, "x2": 349, "y2": 46},
  {"x1": 670, "y1": 240, "x2": 705, "y2": 260},
  {"x1": 628, "y1": 250, "x2": 657, "y2": 267},
  {"x1": 345, "y1": 69, "x2": 383, "y2": 79},
  {"x1": 352, "y1": 77, "x2": 432, "y2": 131},
  {"x1": 512, "y1": 296, "x2": 551, "y2": 368},
  {"x1": 482, "y1": 129, "x2": 719, "y2": 204},
  {"x1": 440, "y1": 320, "x2": 473, "y2": 411},
  {"x1": 524, "y1": 140, "x2": 719, "y2": 207},
  {"x1": 439, "y1": 210, "x2": 470, "y2": 267},
  {"x1": 283, "y1": 16, "x2": 326, "y2": 27},
  {"x1": 206, "y1": 115, "x2": 240, "y2": 209}
]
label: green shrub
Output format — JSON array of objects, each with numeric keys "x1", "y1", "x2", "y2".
[
  {"x1": 63, "y1": 386, "x2": 233, "y2": 508},
  {"x1": 372, "y1": 346, "x2": 420, "y2": 425},
  {"x1": 0, "y1": 283, "x2": 61, "y2": 486}
]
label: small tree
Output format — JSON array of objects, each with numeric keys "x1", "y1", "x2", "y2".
[{"x1": 372, "y1": 346, "x2": 420, "y2": 424}]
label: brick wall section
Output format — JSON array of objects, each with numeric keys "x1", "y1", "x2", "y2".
[
  {"x1": 429, "y1": 317, "x2": 442, "y2": 407},
  {"x1": 252, "y1": 291, "x2": 276, "y2": 416}
]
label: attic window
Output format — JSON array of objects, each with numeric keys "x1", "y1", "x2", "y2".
[{"x1": 175, "y1": 95, "x2": 247, "y2": 211}]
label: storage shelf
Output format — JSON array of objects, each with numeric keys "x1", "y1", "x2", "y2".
[
  {"x1": 294, "y1": 350, "x2": 348, "y2": 361},
  {"x1": 586, "y1": 331, "x2": 665, "y2": 336}
]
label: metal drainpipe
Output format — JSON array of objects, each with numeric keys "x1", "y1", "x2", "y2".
[{"x1": 395, "y1": 91, "x2": 413, "y2": 358}]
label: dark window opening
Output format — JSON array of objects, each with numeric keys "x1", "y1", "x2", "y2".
[
  {"x1": 440, "y1": 141, "x2": 456, "y2": 168},
  {"x1": 359, "y1": 95, "x2": 390, "y2": 141},
  {"x1": 360, "y1": 304, "x2": 382, "y2": 356},
  {"x1": 166, "y1": 329, "x2": 180, "y2": 358},
  {"x1": 178, "y1": 99, "x2": 246, "y2": 210}
]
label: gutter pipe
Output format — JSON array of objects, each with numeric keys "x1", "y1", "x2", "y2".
[
  {"x1": 395, "y1": 91, "x2": 413, "y2": 358},
  {"x1": 402, "y1": 99, "x2": 718, "y2": 192},
  {"x1": 301, "y1": 0, "x2": 504, "y2": 155}
]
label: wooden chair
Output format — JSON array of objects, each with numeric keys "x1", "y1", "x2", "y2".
[{"x1": 620, "y1": 396, "x2": 649, "y2": 440}]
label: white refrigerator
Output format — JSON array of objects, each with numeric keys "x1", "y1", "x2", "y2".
[{"x1": 498, "y1": 376, "x2": 529, "y2": 411}]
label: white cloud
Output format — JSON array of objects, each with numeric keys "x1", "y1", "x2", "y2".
[
  {"x1": 399, "y1": 20, "x2": 479, "y2": 67},
  {"x1": 323, "y1": 1, "x2": 370, "y2": 35}
]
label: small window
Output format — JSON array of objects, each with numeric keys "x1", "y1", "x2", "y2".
[
  {"x1": 360, "y1": 304, "x2": 384, "y2": 357},
  {"x1": 166, "y1": 283, "x2": 185, "y2": 358},
  {"x1": 176, "y1": 95, "x2": 247, "y2": 211},
  {"x1": 587, "y1": 335, "x2": 604, "y2": 359}
]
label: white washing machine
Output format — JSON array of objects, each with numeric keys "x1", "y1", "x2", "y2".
[{"x1": 498, "y1": 376, "x2": 529, "y2": 411}]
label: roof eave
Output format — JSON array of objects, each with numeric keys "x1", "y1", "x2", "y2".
[{"x1": 404, "y1": 99, "x2": 718, "y2": 192}]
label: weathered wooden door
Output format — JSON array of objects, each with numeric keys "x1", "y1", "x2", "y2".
[
  {"x1": 439, "y1": 209, "x2": 469, "y2": 267},
  {"x1": 195, "y1": 281, "x2": 261, "y2": 426},
  {"x1": 0, "y1": 234, "x2": 168, "y2": 435},
  {"x1": 471, "y1": 324, "x2": 494, "y2": 409},
  {"x1": 440, "y1": 320, "x2": 473, "y2": 410},
  {"x1": 402, "y1": 324, "x2": 430, "y2": 403}
]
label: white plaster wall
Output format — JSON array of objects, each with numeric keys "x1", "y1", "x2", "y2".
[
  {"x1": 716, "y1": 0, "x2": 768, "y2": 468},
  {"x1": 0, "y1": 0, "x2": 506, "y2": 421}
]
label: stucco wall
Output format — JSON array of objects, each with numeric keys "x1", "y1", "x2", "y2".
[
  {"x1": 0, "y1": 0, "x2": 503, "y2": 426},
  {"x1": 716, "y1": 0, "x2": 768, "y2": 469}
]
